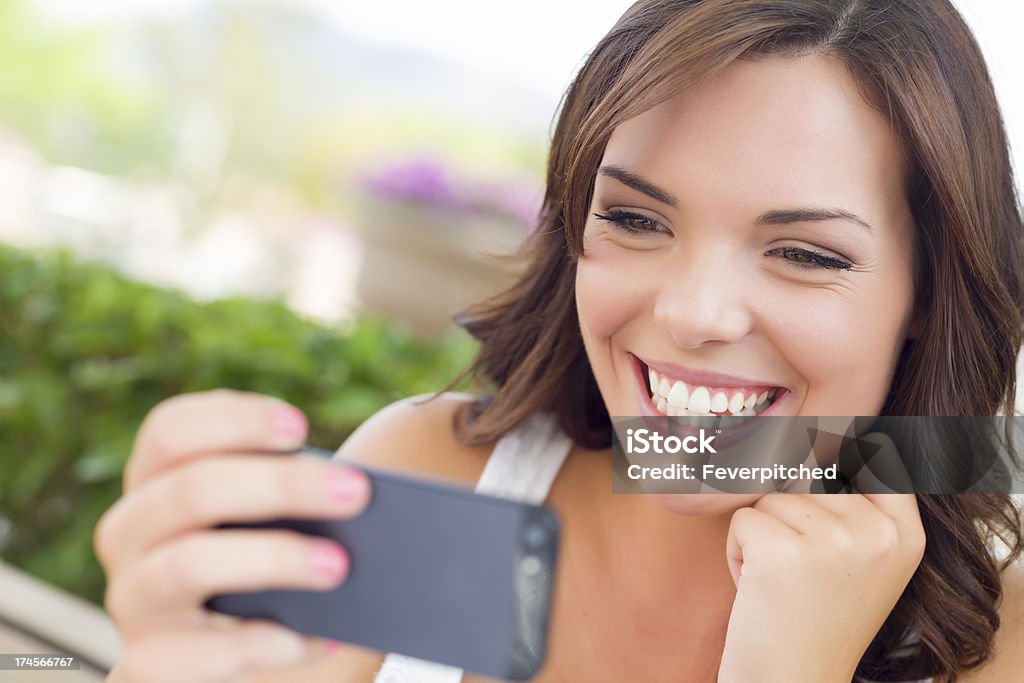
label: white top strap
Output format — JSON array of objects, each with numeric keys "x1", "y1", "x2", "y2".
[
  {"x1": 474, "y1": 410, "x2": 574, "y2": 503},
  {"x1": 373, "y1": 408, "x2": 572, "y2": 683},
  {"x1": 373, "y1": 654, "x2": 464, "y2": 683}
]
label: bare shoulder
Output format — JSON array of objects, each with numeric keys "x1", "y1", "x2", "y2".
[
  {"x1": 334, "y1": 390, "x2": 497, "y2": 485},
  {"x1": 957, "y1": 558, "x2": 1024, "y2": 682}
]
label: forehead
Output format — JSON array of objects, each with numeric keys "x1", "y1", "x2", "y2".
[{"x1": 601, "y1": 54, "x2": 909, "y2": 217}]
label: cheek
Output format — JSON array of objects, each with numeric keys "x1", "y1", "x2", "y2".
[
  {"x1": 764, "y1": 280, "x2": 913, "y2": 414},
  {"x1": 575, "y1": 240, "x2": 651, "y2": 341}
]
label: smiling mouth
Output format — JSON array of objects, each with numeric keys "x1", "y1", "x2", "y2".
[{"x1": 636, "y1": 357, "x2": 783, "y2": 424}]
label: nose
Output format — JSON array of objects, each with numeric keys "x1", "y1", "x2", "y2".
[{"x1": 652, "y1": 246, "x2": 754, "y2": 349}]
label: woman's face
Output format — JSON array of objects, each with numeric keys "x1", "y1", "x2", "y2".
[{"x1": 575, "y1": 55, "x2": 918, "y2": 513}]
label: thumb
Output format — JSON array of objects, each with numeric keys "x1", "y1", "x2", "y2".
[{"x1": 724, "y1": 505, "x2": 775, "y2": 588}]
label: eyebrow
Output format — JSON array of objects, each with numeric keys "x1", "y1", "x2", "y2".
[
  {"x1": 598, "y1": 165, "x2": 679, "y2": 207},
  {"x1": 597, "y1": 164, "x2": 873, "y2": 232},
  {"x1": 756, "y1": 208, "x2": 872, "y2": 232}
]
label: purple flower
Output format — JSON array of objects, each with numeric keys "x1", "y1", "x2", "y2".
[
  {"x1": 361, "y1": 157, "x2": 542, "y2": 233},
  {"x1": 362, "y1": 159, "x2": 461, "y2": 209}
]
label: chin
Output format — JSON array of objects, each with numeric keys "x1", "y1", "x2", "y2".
[{"x1": 652, "y1": 492, "x2": 767, "y2": 517}]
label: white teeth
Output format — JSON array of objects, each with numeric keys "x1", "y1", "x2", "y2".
[
  {"x1": 687, "y1": 386, "x2": 711, "y2": 413},
  {"x1": 658, "y1": 377, "x2": 672, "y2": 399},
  {"x1": 682, "y1": 410, "x2": 710, "y2": 427},
  {"x1": 645, "y1": 365, "x2": 779, "y2": 419},
  {"x1": 667, "y1": 381, "x2": 689, "y2": 407}
]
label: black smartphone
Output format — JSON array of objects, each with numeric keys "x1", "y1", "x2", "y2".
[{"x1": 205, "y1": 447, "x2": 561, "y2": 681}]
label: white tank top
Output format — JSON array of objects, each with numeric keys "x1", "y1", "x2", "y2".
[
  {"x1": 373, "y1": 407, "x2": 573, "y2": 683},
  {"x1": 370, "y1": 401, "x2": 936, "y2": 683}
]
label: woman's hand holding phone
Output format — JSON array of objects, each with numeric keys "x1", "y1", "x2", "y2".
[
  {"x1": 718, "y1": 437, "x2": 927, "y2": 683},
  {"x1": 93, "y1": 389, "x2": 372, "y2": 682}
]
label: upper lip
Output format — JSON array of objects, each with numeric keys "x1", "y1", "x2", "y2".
[{"x1": 633, "y1": 353, "x2": 784, "y2": 390}]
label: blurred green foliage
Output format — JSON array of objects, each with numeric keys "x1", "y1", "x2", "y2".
[{"x1": 0, "y1": 243, "x2": 479, "y2": 605}]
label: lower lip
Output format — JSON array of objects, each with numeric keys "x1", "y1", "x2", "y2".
[{"x1": 627, "y1": 352, "x2": 787, "y2": 448}]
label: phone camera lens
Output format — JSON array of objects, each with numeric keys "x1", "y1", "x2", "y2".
[{"x1": 523, "y1": 524, "x2": 548, "y2": 550}]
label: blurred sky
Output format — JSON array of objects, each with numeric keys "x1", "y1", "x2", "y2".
[
  {"x1": 34, "y1": 0, "x2": 1024, "y2": 192},
  {"x1": 34, "y1": 0, "x2": 634, "y2": 113}
]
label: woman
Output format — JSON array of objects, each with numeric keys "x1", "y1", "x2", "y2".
[{"x1": 94, "y1": 0, "x2": 1023, "y2": 681}]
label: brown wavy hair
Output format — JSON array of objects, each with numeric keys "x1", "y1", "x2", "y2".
[{"x1": 429, "y1": 1, "x2": 1024, "y2": 680}]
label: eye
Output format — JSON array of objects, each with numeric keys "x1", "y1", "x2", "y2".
[
  {"x1": 593, "y1": 210, "x2": 666, "y2": 236},
  {"x1": 765, "y1": 246, "x2": 853, "y2": 271}
]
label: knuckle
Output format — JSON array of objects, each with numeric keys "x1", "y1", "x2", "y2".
[
  {"x1": 906, "y1": 527, "x2": 927, "y2": 561},
  {"x1": 914, "y1": 528, "x2": 927, "y2": 554},
  {"x1": 105, "y1": 562, "x2": 154, "y2": 628},
  {"x1": 873, "y1": 519, "x2": 900, "y2": 552},
  {"x1": 879, "y1": 522, "x2": 901, "y2": 552},
  {"x1": 253, "y1": 532, "x2": 295, "y2": 578},
  {"x1": 105, "y1": 566, "x2": 150, "y2": 629},
  {"x1": 129, "y1": 401, "x2": 186, "y2": 481},
  {"x1": 158, "y1": 537, "x2": 206, "y2": 595},
  {"x1": 104, "y1": 576, "x2": 129, "y2": 624},
  {"x1": 170, "y1": 465, "x2": 218, "y2": 520},
  {"x1": 138, "y1": 394, "x2": 189, "y2": 446},
  {"x1": 267, "y1": 460, "x2": 305, "y2": 509},
  {"x1": 135, "y1": 388, "x2": 247, "y2": 456},
  {"x1": 730, "y1": 506, "x2": 756, "y2": 527},
  {"x1": 93, "y1": 504, "x2": 123, "y2": 569},
  {"x1": 248, "y1": 529, "x2": 317, "y2": 584}
]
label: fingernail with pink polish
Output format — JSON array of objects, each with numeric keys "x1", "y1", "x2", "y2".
[
  {"x1": 326, "y1": 467, "x2": 368, "y2": 503},
  {"x1": 311, "y1": 543, "x2": 348, "y2": 578},
  {"x1": 272, "y1": 406, "x2": 308, "y2": 444}
]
